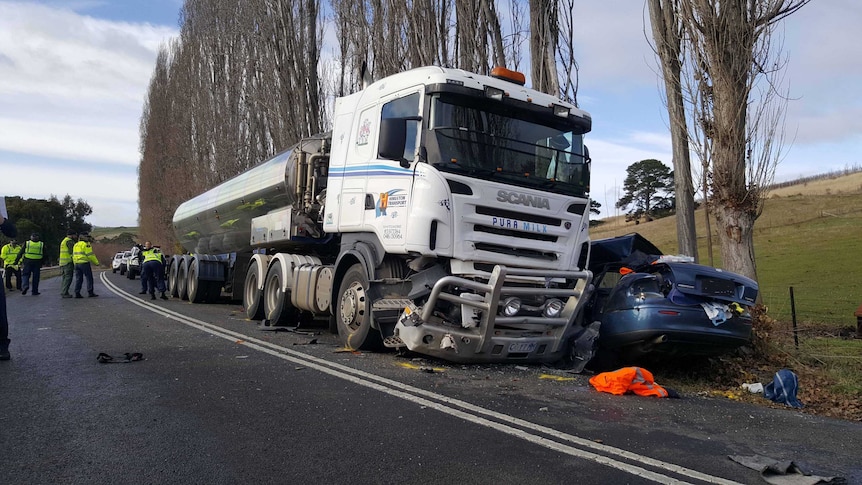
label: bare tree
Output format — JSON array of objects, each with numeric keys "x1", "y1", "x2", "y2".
[
  {"x1": 138, "y1": 0, "x2": 328, "y2": 249},
  {"x1": 556, "y1": 0, "x2": 579, "y2": 104},
  {"x1": 529, "y1": 0, "x2": 559, "y2": 95},
  {"x1": 647, "y1": 0, "x2": 697, "y2": 259},
  {"x1": 503, "y1": 0, "x2": 526, "y2": 71},
  {"x1": 677, "y1": 0, "x2": 809, "y2": 280},
  {"x1": 455, "y1": 0, "x2": 506, "y2": 73}
]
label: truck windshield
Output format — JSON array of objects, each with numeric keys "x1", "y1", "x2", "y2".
[{"x1": 425, "y1": 93, "x2": 589, "y2": 198}]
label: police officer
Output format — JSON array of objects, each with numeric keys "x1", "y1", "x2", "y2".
[
  {"x1": 72, "y1": 232, "x2": 99, "y2": 298},
  {"x1": 59, "y1": 229, "x2": 78, "y2": 298},
  {"x1": 137, "y1": 241, "x2": 152, "y2": 294},
  {"x1": 14, "y1": 232, "x2": 44, "y2": 295},
  {"x1": 141, "y1": 243, "x2": 168, "y2": 300},
  {"x1": 1, "y1": 238, "x2": 22, "y2": 291}
]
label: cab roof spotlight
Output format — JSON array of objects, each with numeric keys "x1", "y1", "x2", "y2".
[
  {"x1": 552, "y1": 104, "x2": 570, "y2": 118},
  {"x1": 543, "y1": 298, "x2": 564, "y2": 318},
  {"x1": 484, "y1": 86, "x2": 505, "y2": 101},
  {"x1": 501, "y1": 297, "x2": 521, "y2": 317}
]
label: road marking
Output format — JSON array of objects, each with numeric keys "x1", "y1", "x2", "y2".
[{"x1": 101, "y1": 273, "x2": 742, "y2": 485}]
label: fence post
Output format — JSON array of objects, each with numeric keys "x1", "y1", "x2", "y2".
[{"x1": 789, "y1": 286, "x2": 799, "y2": 350}]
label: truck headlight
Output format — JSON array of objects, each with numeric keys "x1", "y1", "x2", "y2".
[
  {"x1": 501, "y1": 297, "x2": 521, "y2": 317},
  {"x1": 543, "y1": 299, "x2": 564, "y2": 318}
]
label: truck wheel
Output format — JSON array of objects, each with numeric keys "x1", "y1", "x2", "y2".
[
  {"x1": 264, "y1": 259, "x2": 298, "y2": 326},
  {"x1": 187, "y1": 260, "x2": 206, "y2": 303},
  {"x1": 177, "y1": 259, "x2": 189, "y2": 301},
  {"x1": 335, "y1": 264, "x2": 382, "y2": 350},
  {"x1": 168, "y1": 257, "x2": 180, "y2": 298},
  {"x1": 244, "y1": 263, "x2": 265, "y2": 321}
]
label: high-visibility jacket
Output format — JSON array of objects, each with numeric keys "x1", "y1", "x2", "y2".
[
  {"x1": 21, "y1": 240, "x2": 43, "y2": 261},
  {"x1": 72, "y1": 240, "x2": 99, "y2": 266},
  {"x1": 589, "y1": 367, "x2": 669, "y2": 398},
  {"x1": 1, "y1": 243, "x2": 21, "y2": 269},
  {"x1": 142, "y1": 248, "x2": 162, "y2": 263},
  {"x1": 59, "y1": 236, "x2": 75, "y2": 265}
]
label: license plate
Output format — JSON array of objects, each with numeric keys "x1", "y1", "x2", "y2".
[{"x1": 508, "y1": 342, "x2": 537, "y2": 353}]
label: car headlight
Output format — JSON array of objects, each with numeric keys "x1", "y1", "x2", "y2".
[
  {"x1": 543, "y1": 299, "x2": 564, "y2": 318},
  {"x1": 501, "y1": 297, "x2": 521, "y2": 317}
]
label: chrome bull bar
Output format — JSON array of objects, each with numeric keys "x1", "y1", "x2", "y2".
[{"x1": 395, "y1": 264, "x2": 593, "y2": 363}]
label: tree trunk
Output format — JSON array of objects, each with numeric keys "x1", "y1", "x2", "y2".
[
  {"x1": 529, "y1": 0, "x2": 559, "y2": 95},
  {"x1": 647, "y1": 0, "x2": 698, "y2": 259}
]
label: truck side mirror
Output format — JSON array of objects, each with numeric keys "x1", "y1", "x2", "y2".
[
  {"x1": 378, "y1": 118, "x2": 406, "y2": 162},
  {"x1": 379, "y1": 116, "x2": 421, "y2": 168}
]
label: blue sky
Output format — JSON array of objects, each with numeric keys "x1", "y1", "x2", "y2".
[{"x1": 1, "y1": 0, "x2": 859, "y2": 227}]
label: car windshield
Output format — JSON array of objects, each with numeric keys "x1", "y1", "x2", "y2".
[{"x1": 425, "y1": 93, "x2": 589, "y2": 198}]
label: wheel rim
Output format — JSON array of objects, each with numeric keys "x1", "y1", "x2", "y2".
[{"x1": 339, "y1": 280, "x2": 366, "y2": 332}]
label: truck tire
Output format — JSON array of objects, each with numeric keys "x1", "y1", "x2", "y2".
[
  {"x1": 167, "y1": 257, "x2": 180, "y2": 298},
  {"x1": 263, "y1": 259, "x2": 298, "y2": 326},
  {"x1": 187, "y1": 259, "x2": 206, "y2": 303},
  {"x1": 244, "y1": 263, "x2": 265, "y2": 321},
  {"x1": 177, "y1": 258, "x2": 190, "y2": 301},
  {"x1": 335, "y1": 264, "x2": 382, "y2": 350}
]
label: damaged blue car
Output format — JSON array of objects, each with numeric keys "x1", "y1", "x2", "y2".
[{"x1": 585, "y1": 233, "x2": 758, "y2": 364}]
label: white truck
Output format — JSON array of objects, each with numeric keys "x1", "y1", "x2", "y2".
[{"x1": 169, "y1": 65, "x2": 594, "y2": 363}]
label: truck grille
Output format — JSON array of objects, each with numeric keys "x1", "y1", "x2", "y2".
[{"x1": 474, "y1": 242, "x2": 558, "y2": 261}]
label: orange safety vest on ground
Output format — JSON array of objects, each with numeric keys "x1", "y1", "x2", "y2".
[{"x1": 589, "y1": 367, "x2": 669, "y2": 398}]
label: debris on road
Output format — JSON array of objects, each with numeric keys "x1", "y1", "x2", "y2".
[
  {"x1": 97, "y1": 352, "x2": 143, "y2": 363},
  {"x1": 741, "y1": 382, "x2": 764, "y2": 393},
  {"x1": 539, "y1": 374, "x2": 576, "y2": 382},
  {"x1": 589, "y1": 367, "x2": 680, "y2": 398},
  {"x1": 728, "y1": 454, "x2": 842, "y2": 484},
  {"x1": 763, "y1": 369, "x2": 804, "y2": 408}
]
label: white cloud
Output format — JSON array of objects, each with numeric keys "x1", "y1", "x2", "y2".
[
  {"x1": 0, "y1": 117, "x2": 140, "y2": 165},
  {"x1": 0, "y1": 1, "x2": 177, "y2": 226}
]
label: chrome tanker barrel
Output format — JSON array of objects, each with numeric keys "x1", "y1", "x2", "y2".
[{"x1": 172, "y1": 136, "x2": 327, "y2": 254}]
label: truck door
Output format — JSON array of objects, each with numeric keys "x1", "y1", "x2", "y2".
[{"x1": 366, "y1": 90, "x2": 421, "y2": 251}]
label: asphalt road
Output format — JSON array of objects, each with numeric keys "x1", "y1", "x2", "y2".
[{"x1": 1, "y1": 270, "x2": 860, "y2": 484}]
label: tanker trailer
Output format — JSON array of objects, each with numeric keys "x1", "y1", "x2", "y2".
[{"x1": 169, "y1": 134, "x2": 332, "y2": 304}]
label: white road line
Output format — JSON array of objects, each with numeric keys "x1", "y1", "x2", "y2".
[{"x1": 101, "y1": 273, "x2": 742, "y2": 485}]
